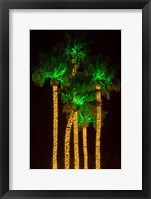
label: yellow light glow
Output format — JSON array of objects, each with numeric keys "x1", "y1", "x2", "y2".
[
  {"x1": 74, "y1": 111, "x2": 79, "y2": 169},
  {"x1": 96, "y1": 84, "x2": 101, "y2": 169},
  {"x1": 72, "y1": 64, "x2": 79, "y2": 76},
  {"x1": 52, "y1": 85, "x2": 58, "y2": 169},
  {"x1": 65, "y1": 111, "x2": 75, "y2": 169},
  {"x1": 83, "y1": 126, "x2": 88, "y2": 169}
]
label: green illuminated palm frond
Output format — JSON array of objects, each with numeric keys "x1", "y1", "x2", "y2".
[
  {"x1": 77, "y1": 102, "x2": 107, "y2": 130},
  {"x1": 78, "y1": 103, "x2": 96, "y2": 128},
  {"x1": 45, "y1": 56, "x2": 68, "y2": 85},
  {"x1": 87, "y1": 55, "x2": 120, "y2": 94},
  {"x1": 88, "y1": 55, "x2": 108, "y2": 87},
  {"x1": 32, "y1": 47, "x2": 69, "y2": 87},
  {"x1": 65, "y1": 32, "x2": 89, "y2": 63},
  {"x1": 61, "y1": 73, "x2": 96, "y2": 107}
]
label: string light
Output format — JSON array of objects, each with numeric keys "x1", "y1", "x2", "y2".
[
  {"x1": 72, "y1": 64, "x2": 79, "y2": 76},
  {"x1": 65, "y1": 59, "x2": 80, "y2": 169},
  {"x1": 96, "y1": 84, "x2": 101, "y2": 169},
  {"x1": 72, "y1": 62, "x2": 80, "y2": 169},
  {"x1": 65, "y1": 111, "x2": 75, "y2": 169},
  {"x1": 74, "y1": 111, "x2": 79, "y2": 169},
  {"x1": 52, "y1": 85, "x2": 58, "y2": 169},
  {"x1": 64, "y1": 62, "x2": 78, "y2": 169},
  {"x1": 83, "y1": 126, "x2": 88, "y2": 169}
]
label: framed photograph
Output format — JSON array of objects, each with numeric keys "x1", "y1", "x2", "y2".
[{"x1": 0, "y1": 0, "x2": 150, "y2": 198}]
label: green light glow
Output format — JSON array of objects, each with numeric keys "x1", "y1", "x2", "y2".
[
  {"x1": 32, "y1": 46, "x2": 68, "y2": 87},
  {"x1": 78, "y1": 112, "x2": 94, "y2": 125},
  {"x1": 73, "y1": 96, "x2": 85, "y2": 106},
  {"x1": 61, "y1": 74, "x2": 96, "y2": 108},
  {"x1": 65, "y1": 33, "x2": 88, "y2": 64},
  {"x1": 77, "y1": 103, "x2": 97, "y2": 129},
  {"x1": 66, "y1": 42, "x2": 87, "y2": 59}
]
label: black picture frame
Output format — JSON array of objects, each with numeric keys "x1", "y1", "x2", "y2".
[{"x1": 0, "y1": 0, "x2": 150, "y2": 198}]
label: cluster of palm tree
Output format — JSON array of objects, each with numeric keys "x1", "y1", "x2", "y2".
[{"x1": 32, "y1": 32, "x2": 120, "y2": 169}]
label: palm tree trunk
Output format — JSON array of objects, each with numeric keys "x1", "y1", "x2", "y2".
[
  {"x1": 72, "y1": 59, "x2": 80, "y2": 169},
  {"x1": 72, "y1": 63, "x2": 79, "y2": 76},
  {"x1": 96, "y1": 84, "x2": 101, "y2": 169},
  {"x1": 52, "y1": 84, "x2": 58, "y2": 169},
  {"x1": 83, "y1": 126, "x2": 88, "y2": 169},
  {"x1": 64, "y1": 60, "x2": 78, "y2": 169},
  {"x1": 73, "y1": 111, "x2": 79, "y2": 169},
  {"x1": 65, "y1": 111, "x2": 75, "y2": 169}
]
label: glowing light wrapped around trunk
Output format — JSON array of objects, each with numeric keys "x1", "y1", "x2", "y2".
[
  {"x1": 96, "y1": 84, "x2": 101, "y2": 169},
  {"x1": 65, "y1": 111, "x2": 75, "y2": 169},
  {"x1": 83, "y1": 126, "x2": 88, "y2": 169},
  {"x1": 72, "y1": 63, "x2": 79, "y2": 76},
  {"x1": 74, "y1": 111, "x2": 79, "y2": 169},
  {"x1": 52, "y1": 85, "x2": 58, "y2": 169}
]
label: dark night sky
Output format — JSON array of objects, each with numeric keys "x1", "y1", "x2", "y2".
[{"x1": 30, "y1": 30, "x2": 121, "y2": 169}]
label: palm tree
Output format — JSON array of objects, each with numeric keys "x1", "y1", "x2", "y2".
[
  {"x1": 32, "y1": 51, "x2": 68, "y2": 169},
  {"x1": 88, "y1": 55, "x2": 120, "y2": 169},
  {"x1": 78, "y1": 103, "x2": 96, "y2": 169},
  {"x1": 65, "y1": 32, "x2": 88, "y2": 76},
  {"x1": 62, "y1": 33, "x2": 89, "y2": 169},
  {"x1": 61, "y1": 73, "x2": 95, "y2": 169},
  {"x1": 61, "y1": 87, "x2": 79, "y2": 169}
]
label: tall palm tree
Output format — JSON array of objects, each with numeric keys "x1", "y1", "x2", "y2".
[
  {"x1": 62, "y1": 34, "x2": 89, "y2": 169},
  {"x1": 65, "y1": 32, "x2": 88, "y2": 76},
  {"x1": 61, "y1": 73, "x2": 95, "y2": 169},
  {"x1": 88, "y1": 55, "x2": 120, "y2": 169},
  {"x1": 78, "y1": 103, "x2": 96, "y2": 169},
  {"x1": 32, "y1": 51, "x2": 68, "y2": 169}
]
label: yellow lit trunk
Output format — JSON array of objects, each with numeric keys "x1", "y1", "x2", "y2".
[
  {"x1": 72, "y1": 64, "x2": 79, "y2": 76},
  {"x1": 65, "y1": 111, "x2": 75, "y2": 169},
  {"x1": 96, "y1": 84, "x2": 101, "y2": 169},
  {"x1": 72, "y1": 60, "x2": 80, "y2": 169},
  {"x1": 83, "y1": 126, "x2": 88, "y2": 169},
  {"x1": 52, "y1": 84, "x2": 58, "y2": 169},
  {"x1": 73, "y1": 111, "x2": 79, "y2": 169}
]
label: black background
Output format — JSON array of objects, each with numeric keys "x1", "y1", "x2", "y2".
[{"x1": 30, "y1": 30, "x2": 121, "y2": 169}]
